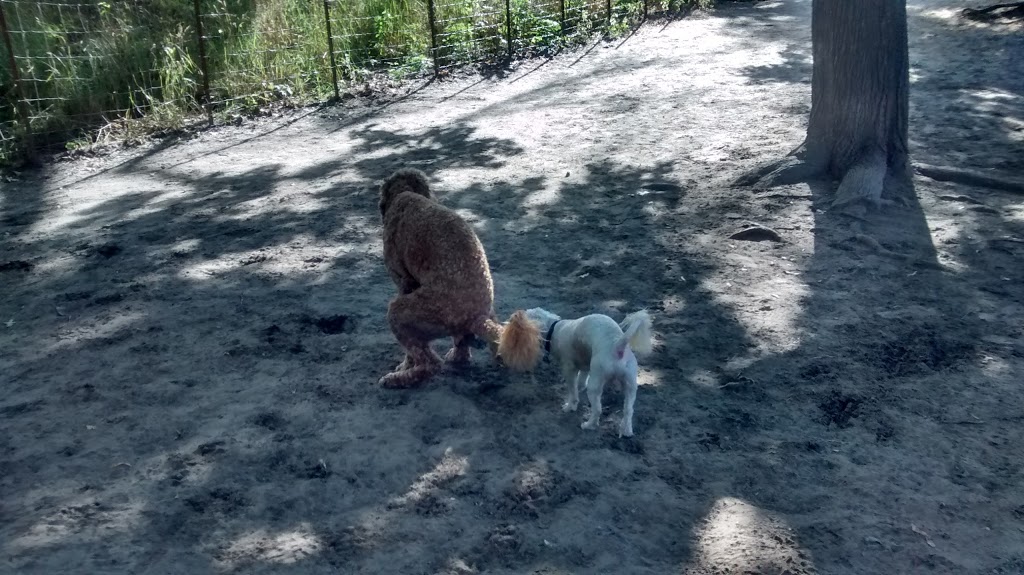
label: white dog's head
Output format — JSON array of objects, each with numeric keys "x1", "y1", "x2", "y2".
[{"x1": 524, "y1": 307, "x2": 561, "y2": 332}]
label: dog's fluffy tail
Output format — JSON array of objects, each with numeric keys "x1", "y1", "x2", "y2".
[
  {"x1": 478, "y1": 311, "x2": 542, "y2": 371},
  {"x1": 615, "y1": 309, "x2": 654, "y2": 359}
]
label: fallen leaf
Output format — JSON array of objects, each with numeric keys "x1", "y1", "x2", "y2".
[{"x1": 911, "y1": 523, "x2": 936, "y2": 548}]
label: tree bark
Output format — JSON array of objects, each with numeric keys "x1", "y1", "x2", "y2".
[{"x1": 737, "y1": 0, "x2": 911, "y2": 211}]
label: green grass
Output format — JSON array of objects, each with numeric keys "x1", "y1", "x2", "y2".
[{"x1": 0, "y1": 0, "x2": 711, "y2": 165}]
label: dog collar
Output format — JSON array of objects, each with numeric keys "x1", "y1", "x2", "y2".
[{"x1": 543, "y1": 320, "x2": 560, "y2": 363}]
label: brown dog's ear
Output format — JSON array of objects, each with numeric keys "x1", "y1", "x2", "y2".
[{"x1": 379, "y1": 168, "x2": 433, "y2": 216}]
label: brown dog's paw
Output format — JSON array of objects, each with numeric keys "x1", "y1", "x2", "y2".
[
  {"x1": 378, "y1": 372, "x2": 413, "y2": 388},
  {"x1": 444, "y1": 347, "x2": 472, "y2": 365},
  {"x1": 378, "y1": 367, "x2": 434, "y2": 389}
]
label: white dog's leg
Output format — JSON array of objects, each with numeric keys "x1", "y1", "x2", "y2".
[
  {"x1": 582, "y1": 372, "x2": 604, "y2": 430},
  {"x1": 562, "y1": 364, "x2": 582, "y2": 412},
  {"x1": 619, "y1": 372, "x2": 638, "y2": 437}
]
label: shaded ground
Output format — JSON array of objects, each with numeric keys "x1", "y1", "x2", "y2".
[{"x1": 2, "y1": 1, "x2": 1023, "y2": 573}]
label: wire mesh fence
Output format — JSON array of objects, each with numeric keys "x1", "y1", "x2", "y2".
[
  {"x1": 329, "y1": 0, "x2": 431, "y2": 78},
  {"x1": 200, "y1": 0, "x2": 335, "y2": 110},
  {"x1": 511, "y1": 0, "x2": 562, "y2": 58},
  {"x1": 0, "y1": 0, "x2": 202, "y2": 158},
  {"x1": 0, "y1": 0, "x2": 672, "y2": 165}
]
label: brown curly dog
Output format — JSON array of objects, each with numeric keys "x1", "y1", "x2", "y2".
[{"x1": 377, "y1": 168, "x2": 541, "y2": 388}]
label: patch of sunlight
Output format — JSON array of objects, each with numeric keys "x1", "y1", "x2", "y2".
[
  {"x1": 178, "y1": 251, "x2": 250, "y2": 279},
  {"x1": 510, "y1": 206, "x2": 559, "y2": 232},
  {"x1": 307, "y1": 242, "x2": 385, "y2": 287},
  {"x1": 658, "y1": 296, "x2": 687, "y2": 314},
  {"x1": 440, "y1": 556, "x2": 477, "y2": 574},
  {"x1": 522, "y1": 186, "x2": 561, "y2": 207},
  {"x1": 7, "y1": 496, "x2": 144, "y2": 552},
  {"x1": 390, "y1": 447, "x2": 468, "y2": 507},
  {"x1": 226, "y1": 193, "x2": 331, "y2": 218},
  {"x1": 689, "y1": 369, "x2": 721, "y2": 389},
  {"x1": 927, "y1": 212, "x2": 982, "y2": 274},
  {"x1": 700, "y1": 273, "x2": 809, "y2": 355},
  {"x1": 514, "y1": 459, "x2": 551, "y2": 495},
  {"x1": 339, "y1": 214, "x2": 382, "y2": 235},
  {"x1": 1004, "y1": 117, "x2": 1024, "y2": 142},
  {"x1": 964, "y1": 88, "x2": 1023, "y2": 139},
  {"x1": 454, "y1": 208, "x2": 489, "y2": 232},
  {"x1": 150, "y1": 238, "x2": 202, "y2": 260},
  {"x1": 967, "y1": 88, "x2": 1021, "y2": 102},
  {"x1": 351, "y1": 451, "x2": 470, "y2": 545},
  {"x1": 1004, "y1": 204, "x2": 1024, "y2": 224},
  {"x1": 172, "y1": 238, "x2": 202, "y2": 253},
  {"x1": 46, "y1": 310, "x2": 146, "y2": 354},
  {"x1": 20, "y1": 253, "x2": 76, "y2": 277},
  {"x1": 980, "y1": 353, "x2": 1012, "y2": 378},
  {"x1": 638, "y1": 368, "x2": 661, "y2": 387},
  {"x1": 642, "y1": 199, "x2": 669, "y2": 218},
  {"x1": 915, "y1": 7, "x2": 960, "y2": 22},
  {"x1": 215, "y1": 523, "x2": 322, "y2": 569},
  {"x1": 176, "y1": 237, "x2": 374, "y2": 280},
  {"x1": 724, "y1": 355, "x2": 759, "y2": 373},
  {"x1": 356, "y1": 510, "x2": 392, "y2": 541},
  {"x1": 684, "y1": 497, "x2": 816, "y2": 573}
]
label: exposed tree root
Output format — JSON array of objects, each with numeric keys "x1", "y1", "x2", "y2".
[
  {"x1": 833, "y1": 149, "x2": 886, "y2": 209},
  {"x1": 734, "y1": 147, "x2": 898, "y2": 222},
  {"x1": 913, "y1": 163, "x2": 1024, "y2": 194},
  {"x1": 962, "y1": 2, "x2": 1024, "y2": 21},
  {"x1": 731, "y1": 144, "x2": 824, "y2": 189},
  {"x1": 850, "y1": 234, "x2": 947, "y2": 271}
]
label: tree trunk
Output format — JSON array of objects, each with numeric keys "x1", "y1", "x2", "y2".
[
  {"x1": 737, "y1": 0, "x2": 910, "y2": 211},
  {"x1": 806, "y1": 0, "x2": 909, "y2": 207}
]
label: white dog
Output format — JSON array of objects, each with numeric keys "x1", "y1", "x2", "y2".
[{"x1": 524, "y1": 308, "x2": 654, "y2": 437}]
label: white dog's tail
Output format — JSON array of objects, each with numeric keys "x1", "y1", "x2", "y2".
[{"x1": 615, "y1": 309, "x2": 654, "y2": 359}]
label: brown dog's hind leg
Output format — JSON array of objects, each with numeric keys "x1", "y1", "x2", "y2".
[
  {"x1": 380, "y1": 346, "x2": 441, "y2": 388},
  {"x1": 444, "y1": 334, "x2": 474, "y2": 365},
  {"x1": 379, "y1": 292, "x2": 449, "y2": 388},
  {"x1": 393, "y1": 354, "x2": 413, "y2": 371}
]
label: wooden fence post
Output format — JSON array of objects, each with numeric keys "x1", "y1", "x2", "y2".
[
  {"x1": 427, "y1": 0, "x2": 440, "y2": 75},
  {"x1": 192, "y1": 0, "x2": 213, "y2": 125},
  {"x1": 323, "y1": 0, "x2": 340, "y2": 99},
  {"x1": 0, "y1": 2, "x2": 36, "y2": 164},
  {"x1": 506, "y1": 0, "x2": 513, "y2": 62}
]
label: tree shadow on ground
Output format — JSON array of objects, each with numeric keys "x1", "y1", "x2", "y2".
[
  {"x1": 0, "y1": 119, "x2": 759, "y2": 573},
  {"x1": 4, "y1": 1, "x2": 1024, "y2": 572},
  {"x1": 699, "y1": 3, "x2": 1024, "y2": 572}
]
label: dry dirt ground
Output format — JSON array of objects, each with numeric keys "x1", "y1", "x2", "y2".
[{"x1": 2, "y1": 1, "x2": 1023, "y2": 573}]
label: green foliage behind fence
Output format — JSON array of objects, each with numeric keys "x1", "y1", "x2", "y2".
[{"x1": 0, "y1": 0, "x2": 706, "y2": 165}]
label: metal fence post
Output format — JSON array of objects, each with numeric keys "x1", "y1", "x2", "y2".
[
  {"x1": 560, "y1": 0, "x2": 566, "y2": 33},
  {"x1": 192, "y1": 0, "x2": 213, "y2": 125},
  {"x1": 0, "y1": 2, "x2": 36, "y2": 164},
  {"x1": 643, "y1": 0, "x2": 648, "y2": 19},
  {"x1": 426, "y1": 0, "x2": 439, "y2": 75},
  {"x1": 607, "y1": 0, "x2": 612, "y2": 28},
  {"x1": 323, "y1": 0, "x2": 340, "y2": 99},
  {"x1": 505, "y1": 0, "x2": 513, "y2": 62}
]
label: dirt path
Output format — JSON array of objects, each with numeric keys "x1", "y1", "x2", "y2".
[{"x1": 2, "y1": 1, "x2": 1023, "y2": 573}]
